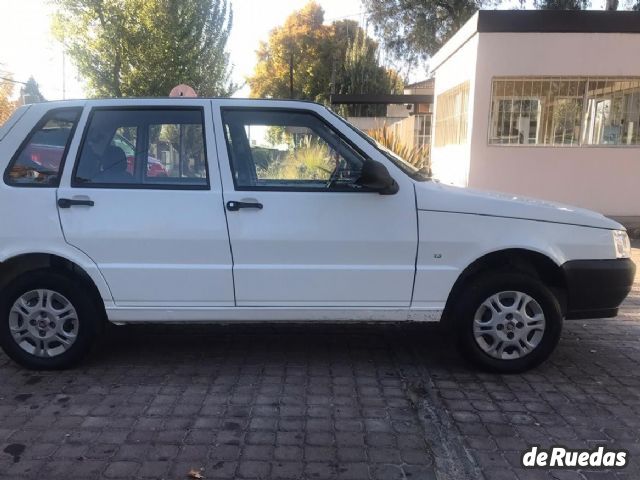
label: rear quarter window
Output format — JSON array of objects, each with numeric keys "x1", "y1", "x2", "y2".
[
  {"x1": 4, "y1": 108, "x2": 81, "y2": 187},
  {"x1": 0, "y1": 105, "x2": 32, "y2": 142}
]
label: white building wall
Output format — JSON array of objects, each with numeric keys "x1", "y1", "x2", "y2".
[
  {"x1": 430, "y1": 34, "x2": 479, "y2": 187},
  {"x1": 468, "y1": 32, "x2": 640, "y2": 216},
  {"x1": 347, "y1": 117, "x2": 405, "y2": 131}
]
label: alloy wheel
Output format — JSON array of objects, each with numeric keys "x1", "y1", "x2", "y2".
[
  {"x1": 473, "y1": 290, "x2": 546, "y2": 360},
  {"x1": 8, "y1": 289, "x2": 79, "y2": 358}
]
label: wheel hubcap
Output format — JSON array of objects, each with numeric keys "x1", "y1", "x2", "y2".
[
  {"x1": 8, "y1": 289, "x2": 79, "y2": 358},
  {"x1": 473, "y1": 290, "x2": 546, "y2": 360}
]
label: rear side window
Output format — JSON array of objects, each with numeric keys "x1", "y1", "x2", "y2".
[
  {"x1": 4, "y1": 108, "x2": 81, "y2": 186},
  {"x1": 73, "y1": 108, "x2": 208, "y2": 189}
]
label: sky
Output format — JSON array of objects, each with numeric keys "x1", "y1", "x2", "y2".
[
  {"x1": 0, "y1": 0, "x2": 611, "y2": 101},
  {"x1": 0, "y1": 0, "x2": 366, "y2": 100}
]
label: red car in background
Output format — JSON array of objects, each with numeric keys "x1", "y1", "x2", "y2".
[{"x1": 25, "y1": 127, "x2": 167, "y2": 178}]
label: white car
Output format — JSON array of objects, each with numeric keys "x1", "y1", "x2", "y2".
[{"x1": 0, "y1": 99, "x2": 635, "y2": 372}]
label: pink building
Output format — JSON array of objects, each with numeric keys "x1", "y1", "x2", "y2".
[{"x1": 430, "y1": 10, "x2": 640, "y2": 228}]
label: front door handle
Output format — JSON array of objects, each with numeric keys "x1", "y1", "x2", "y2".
[
  {"x1": 226, "y1": 200, "x2": 263, "y2": 211},
  {"x1": 57, "y1": 198, "x2": 95, "y2": 208}
]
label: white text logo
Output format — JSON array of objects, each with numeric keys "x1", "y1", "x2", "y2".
[{"x1": 522, "y1": 446, "x2": 628, "y2": 469}]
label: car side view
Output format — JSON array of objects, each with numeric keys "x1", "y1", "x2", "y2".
[{"x1": 0, "y1": 98, "x2": 635, "y2": 372}]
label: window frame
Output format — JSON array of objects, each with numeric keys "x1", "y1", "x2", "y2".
[
  {"x1": 488, "y1": 76, "x2": 640, "y2": 148},
  {"x1": 489, "y1": 96, "x2": 543, "y2": 145},
  {"x1": 433, "y1": 81, "x2": 470, "y2": 148},
  {"x1": 221, "y1": 107, "x2": 373, "y2": 193},
  {"x1": 4, "y1": 107, "x2": 82, "y2": 188},
  {"x1": 71, "y1": 106, "x2": 211, "y2": 190}
]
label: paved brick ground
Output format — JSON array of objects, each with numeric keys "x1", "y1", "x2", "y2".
[{"x1": 0, "y1": 243, "x2": 638, "y2": 480}]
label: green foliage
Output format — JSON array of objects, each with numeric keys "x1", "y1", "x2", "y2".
[
  {"x1": 248, "y1": 2, "x2": 402, "y2": 112},
  {"x1": 248, "y1": 2, "x2": 330, "y2": 102},
  {"x1": 367, "y1": 124, "x2": 431, "y2": 174},
  {"x1": 52, "y1": 0, "x2": 236, "y2": 97},
  {"x1": 362, "y1": 0, "x2": 490, "y2": 63},
  {"x1": 336, "y1": 27, "x2": 403, "y2": 116}
]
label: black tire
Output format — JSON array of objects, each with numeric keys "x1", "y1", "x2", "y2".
[
  {"x1": 0, "y1": 269, "x2": 101, "y2": 370},
  {"x1": 454, "y1": 272, "x2": 563, "y2": 373}
]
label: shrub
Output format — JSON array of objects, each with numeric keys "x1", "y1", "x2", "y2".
[
  {"x1": 258, "y1": 137, "x2": 334, "y2": 180},
  {"x1": 367, "y1": 125, "x2": 431, "y2": 176}
]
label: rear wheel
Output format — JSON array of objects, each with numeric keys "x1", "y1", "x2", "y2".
[
  {"x1": 0, "y1": 270, "x2": 100, "y2": 369},
  {"x1": 454, "y1": 272, "x2": 563, "y2": 373}
]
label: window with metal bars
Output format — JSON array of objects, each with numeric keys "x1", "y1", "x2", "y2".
[
  {"x1": 434, "y1": 81, "x2": 469, "y2": 147},
  {"x1": 489, "y1": 77, "x2": 640, "y2": 147}
]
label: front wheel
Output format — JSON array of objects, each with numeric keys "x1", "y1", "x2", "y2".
[
  {"x1": 454, "y1": 272, "x2": 563, "y2": 373},
  {"x1": 0, "y1": 270, "x2": 101, "y2": 369}
]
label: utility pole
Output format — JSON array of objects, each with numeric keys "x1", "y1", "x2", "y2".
[
  {"x1": 289, "y1": 50, "x2": 294, "y2": 99},
  {"x1": 62, "y1": 49, "x2": 66, "y2": 100},
  {"x1": 61, "y1": 35, "x2": 66, "y2": 100}
]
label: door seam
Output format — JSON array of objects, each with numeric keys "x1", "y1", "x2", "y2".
[
  {"x1": 54, "y1": 189, "x2": 116, "y2": 302},
  {"x1": 409, "y1": 184, "x2": 420, "y2": 307},
  {"x1": 210, "y1": 100, "x2": 237, "y2": 306}
]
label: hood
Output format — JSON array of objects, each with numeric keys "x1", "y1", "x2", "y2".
[{"x1": 415, "y1": 182, "x2": 621, "y2": 230}]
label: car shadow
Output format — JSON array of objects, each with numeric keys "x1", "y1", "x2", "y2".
[{"x1": 92, "y1": 322, "x2": 463, "y2": 370}]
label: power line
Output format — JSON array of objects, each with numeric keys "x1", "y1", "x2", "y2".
[
  {"x1": 0, "y1": 74, "x2": 70, "y2": 96},
  {"x1": 0, "y1": 76, "x2": 28, "y2": 85}
]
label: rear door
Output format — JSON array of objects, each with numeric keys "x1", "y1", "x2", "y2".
[
  {"x1": 212, "y1": 101, "x2": 418, "y2": 308},
  {"x1": 57, "y1": 100, "x2": 234, "y2": 307}
]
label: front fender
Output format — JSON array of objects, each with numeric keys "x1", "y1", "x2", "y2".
[{"x1": 412, "y1": 210, "x2": 616, "y2": 309}]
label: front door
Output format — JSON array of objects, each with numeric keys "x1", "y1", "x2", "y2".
[
  {"x1": 57, "y1": 102, "x2": 234, "y2": 307},
  {"x1": 213, "y1": 103, "x2": 417, "y2": 307}
]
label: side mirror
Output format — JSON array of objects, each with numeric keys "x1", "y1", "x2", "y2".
[{"x1": 356, "y1": 159, "x2": 399, "y2": 195}]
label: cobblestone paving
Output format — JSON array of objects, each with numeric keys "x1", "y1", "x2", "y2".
[{"x1": 0, "y1": 244, "x2": 637, "y2": 480}]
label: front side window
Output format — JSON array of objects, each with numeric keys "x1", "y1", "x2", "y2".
[
  {"x1": 73, "y1": 109, "x2": 208, "y2": 188},
  {"x1": 489, "y1": 77, "x2": 640, "y2": 146},
  {"x1": 325, "y1": 107, "x2": 429, "y2": 181},
  {"x1": 5, "y1": 108, "x2": 81, "y2": 186},
  {"x1": 221, "y1": 109, "x2": 365, "y2": 191}
]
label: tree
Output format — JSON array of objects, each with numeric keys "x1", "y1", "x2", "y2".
[
  {"x1": 20, "y1": 76, "x2": 45, "y2": 104},
  {"x1": 0, "y1": 76, "x2": 18, "y2": 125},
  {"x1": 249, "y1": 2, "x2": 332, "y2": 102},
  {"x1": 52, "y1": 0, "x2": 236, "y2": 97},
  {"x1": 248, "y1": 2, "x2": 401, "y2": 111},
  {"x1": 361, "y1": 0, "x2": 489, "y2": 64},
  {"x1": 337, "y1": 26, "x2": 403, "y2": 115}
]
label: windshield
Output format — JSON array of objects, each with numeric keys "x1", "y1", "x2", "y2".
[{"x1": 325, "y1": 108, "x2": 430, "y2": 181}]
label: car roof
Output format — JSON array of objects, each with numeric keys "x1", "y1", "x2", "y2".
[{"x1": 37, "y1": 97, "x2": 326, "y2": 108}]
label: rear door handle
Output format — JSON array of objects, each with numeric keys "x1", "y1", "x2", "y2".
[
  {"x1": 226, "y1": 201, "x2": 263, "y2": 211},
  {"x1": 57, "y1": 198, "x2": 95, "y2": 208}
]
